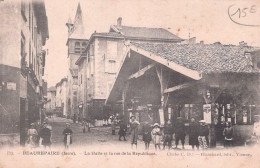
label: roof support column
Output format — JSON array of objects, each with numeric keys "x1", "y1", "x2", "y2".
[
  {"x1": 155, "y1": 65, "x2": 170, "y2": 124},
  {"x1": 122, "y1": 81, "x2": 129, "y2": 118}
]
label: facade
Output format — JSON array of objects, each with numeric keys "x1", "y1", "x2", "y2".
[
  {"x1": 0, "y1": 0, "x2": 49, "y2": 145},
  {"x1": 107, "y1": 41, "x2": 260, "y2": 146},
  {"x1": 75, "y1": 17, "x2": 183, "y2": 122},
  {"x1": 45, "y1": 86, "x2": 56, "y2": 113},
  {"x1": 65, "y1": 3, "x2": 88, "y2": 119},
  {"x1": 55, "y1": 78, "x2": 68, "y2": 117}
]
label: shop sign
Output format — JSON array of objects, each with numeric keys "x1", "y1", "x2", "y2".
[
  {"x1": 203, "y1": 104, "x2": 211, "y2": 124},
  {"x1": 7, "y1": 82, "x2": 16, "y2": 90}
]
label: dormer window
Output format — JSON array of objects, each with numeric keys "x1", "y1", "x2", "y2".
[{"x1": 75, "y1": 42, "x2": 80, "y2": 53}]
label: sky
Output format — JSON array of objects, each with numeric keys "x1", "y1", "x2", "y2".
[{"x1": 43, "y1": 0, "x2": 260, "y2": 87}]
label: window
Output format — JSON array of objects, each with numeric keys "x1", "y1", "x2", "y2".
[
  {"x1": 82, "y1": 42, "x2": 87, "y2": 54},
  {"x1": 105, "y1": 60, "x2": 117, "y2": 74},
  {"x1": 107, "y1": 41, "x2": 117, "y2": 59},
  {"x1": 75, "y1": 42, "x2": 81, "y2": 53},
  {"x1": 90, "y1": 44, "x2": 94, "y2": 56},
  {"x1": 105, "y1": 41, "x2": 117, "y2": 74}
]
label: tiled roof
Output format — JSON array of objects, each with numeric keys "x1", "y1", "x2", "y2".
[
  {"x1": 111, "y1": 25, "x2": 183, "y2": 41},
  {"x1": 92, "y1": 32, "x2": 124, "y2": 38},
  {"x1": 131, "y1": 42, "x2": 259, "y2": 73}
]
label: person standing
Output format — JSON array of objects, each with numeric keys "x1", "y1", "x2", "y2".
[
  {"x1": 142, "y1": 121, "x2": 152, "y2": 150},
  {"x1": 223, "y1": 122, "x2": 234, "y2": 147},
  {"x1": 73, "y1": 114, "x2": 76, "y2": 123},
  {"x1": 163, "y1": 120, "x2": 173, "y2": 150},
  {"x1": 26, "y1": 123, "x2": 38, "y2": 148},
  {"x1": 253, "y1": 116, "x2": 260, "y2": 140},
  {"x1": 82, "y1": 120, "x2": 86, "y2": 133},
  {"x1": 39, "y1": 122, "x2": 51, "y2": 149},
  {"x1": 63, "y1": 123, "x2": 73, "y2": 149},
  {"x1": 151, "y1": 123, "x2": 161, "y2": 150},
  {"x1": 111, "y1": 119, "x2": 116, "y2": 135},
  {"x1": 118, "y1": 120, "x2": 127, "y2": 141},
  {"x1": 174, "y1": 117, "x2": 186, "y2": 149},
  {"x1": 198, "y1": 120, "x2": 209, "y2": 149},
  {"x1": 189, "y1": 118, "x2": 199, "y2": 150},
  {"x1": 130, "y1": 116, "x2": 140, "y2": 149}
]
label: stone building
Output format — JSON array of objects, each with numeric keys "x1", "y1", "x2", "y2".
[
  {"x1": 45, "y1": 86, "x2": 56, "y2": 113},
  {"x1": 0, "y1": 0, "x2": 49, "y2": 145},
  {"x1": 75, "y1": 17, "x2": 183, "y2": 122},
  {"x1": 55, "y1": 78, "x2": 68, "y2": 117},
  {"x1": 65, "y1": 3, "x2": 88, "y2": 119}
]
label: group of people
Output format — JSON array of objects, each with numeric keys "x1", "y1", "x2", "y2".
[
  {"x1": 26, "y1": 120, "x2": 73, "y2": 149},
  {"x1": 115, "y1": 116, "x2": 212, "y2": 150}
]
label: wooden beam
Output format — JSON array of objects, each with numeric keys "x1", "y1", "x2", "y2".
[
  {"x1": 128, "y1": 63, "x2": 155, "y2": 80},
  {"x1": 164, "y1": 82, "x2": 196, "y2": 94},
  {"x1": 130, "y1": 47, "x2": 202, "y2": 80}
]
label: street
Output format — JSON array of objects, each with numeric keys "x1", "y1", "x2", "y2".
[
  {"x1": 46, "y1": 117, "x2": 197, "y2": 151},
  {"x1": 48, "y1": 117, "x2": 141, "y2": 149},
  {"x1": 46, "y1": 117, "x2": 192, "y2": 150}
]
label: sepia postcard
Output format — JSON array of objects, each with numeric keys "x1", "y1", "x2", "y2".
[{"x1": 0, "y1": 0, "x2": 260, "y2": 167}]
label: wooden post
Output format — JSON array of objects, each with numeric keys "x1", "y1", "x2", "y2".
[
  {"x1": 155, "y1": 65, "x2": 170, "y2": 124},
  {"x1": 122, "y1": 82, "x2": 129, "y2": 117}
]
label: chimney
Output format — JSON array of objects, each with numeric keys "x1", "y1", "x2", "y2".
[
  {"x1": 200, "y1": 41, "x2": 204, "y2": 44},
  {"x1": 117, "y1": 17, "x2": 122, "y2": 27},
  {"x1": 239, "y1": 41, "x2": 247, "y2": 47}
]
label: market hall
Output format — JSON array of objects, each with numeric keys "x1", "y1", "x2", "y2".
[{"x1": 106, "y1": 42, "x2": 260, "y2": 147}]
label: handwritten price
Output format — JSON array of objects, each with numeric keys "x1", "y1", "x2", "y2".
[{"x1": 228, "y1": 4, "x2": 260, "y2": 27}]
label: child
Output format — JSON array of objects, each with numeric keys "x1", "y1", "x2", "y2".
[{"x1": 151, "y1": 123, "x2": 161, "y2": 150}]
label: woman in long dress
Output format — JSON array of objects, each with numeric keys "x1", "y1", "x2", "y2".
[{"x1": 26, "y1": 123, "x2": 38, "y2": 148}]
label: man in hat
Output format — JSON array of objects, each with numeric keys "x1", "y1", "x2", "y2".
[
  {"x1": 198, "y1": 120, "x2": 209, "y2": 149},
  {"x1": 163, "y1": 120, "x2": 173, "y2": 150},
  {"x1": 63, "y1": 123, "x2": 73, "y2": 149},
  {"x1": 130, "y1": 116, "x2": 140, "y2": 149},
  {"x1": 223, "y1": 122, "x2": 233, "y2": 147},
  {"x1": 189, "y1": 118, "x2": 199, "y2": 150},
  {"x1": 39, "y1": 122, "x2": 51, "y2": 149},
  {"x1": 174, "y1": 117, "x2": 186, "y2": 149},
  {"x1": 142, "y1": 121, "x2": 152, "y2": 150}
]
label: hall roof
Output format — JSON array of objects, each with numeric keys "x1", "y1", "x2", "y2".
[{"x1": 131, "y1": 42, "x2": 259, "y2": 74}]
